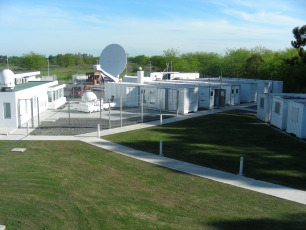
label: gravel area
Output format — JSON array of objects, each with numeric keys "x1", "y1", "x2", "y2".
[{"x1": 31, "y1": 115, "x2": 175, "y2": 136}]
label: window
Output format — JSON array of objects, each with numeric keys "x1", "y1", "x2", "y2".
[
  {"x1": 210, "y1": 91, "x2": 213, "y2": 96},
  {"x1": 275, "y1": 102, "x2": 281, "y2": 115},
  {"x1": 4, "y1": 103, "x2": 11, "y2": 119},
  {"x1": 150, "y1": 90, "x2": 156, "y2": 104},
  {"x1": 236, "y1": 89, "x2": 239, "y2": 93},
  {"x1": 260, "y1": 98, "x2": 265, "y2": 109},
  {"x1": 232, "y1": 89, "x2": 234, "y2": 94},
  {"x1": 48, "y1": 91, "x2": 52, "y2": 102}
]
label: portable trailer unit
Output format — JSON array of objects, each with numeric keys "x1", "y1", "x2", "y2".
[
  {"x1": 270, "y1": 95, "x2": 306, "y2": 130},
  {"x1": 286, "y1": 100, "x2": 306, "y2": 139},
  {"x1": 104, "y1": 82, "x2": 140, "y2": 107},
  {"x1": 140, "y1": 85, "x2": 165, "y2": 110},
  {"x1": 239, "y1": 82, "x2": 257, "y2": 103},
  {"x1": 257, "y1": 93, "x2": 306, "y2": 123},
  {"x1": 146, "y1": 82, "x2": 198, "y2": 114}
]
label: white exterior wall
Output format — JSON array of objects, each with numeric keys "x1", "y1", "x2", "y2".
[
  {"x1": 257, "y1": 93, "x2": 306, "y2": 123},
  {"x1": 240, "y1": 83, "x2": 257, "y2": 102},
  {"x1": 105, "y1": 82, "x2": 140, "y2": 107},
  {"x1": 286, "y1": 100, "x2": 306, "y2": 138},
  {"x1": 198, "y1": 86, "x2": 214, "y2": 109},
  {"x1": 0, "y1": 81, "x2": 59, "y2": 128},
  {"x1": 270, "y1": 97, "x2": 288, "y2": 130}
]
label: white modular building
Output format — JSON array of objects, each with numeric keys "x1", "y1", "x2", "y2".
[
  {"x1": 257, "y1": 93, "x2": 306, "y2": 123},
  {"x1": 270, "y1": 95, "x2": 306, "y2": 130},
  {"x1": 0, "y1": 69, "x2": 66, "y2": 128},
  {"x1": 286, "y1": 100, "x2": 306, "y2": 139},
  {"x1": 104, "y1": 81, "x2": 198, "y2": 114}
]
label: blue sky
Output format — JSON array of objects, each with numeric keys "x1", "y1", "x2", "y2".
[{"x1": 0, "y1": 0, "x2": 305, "y2": 57}]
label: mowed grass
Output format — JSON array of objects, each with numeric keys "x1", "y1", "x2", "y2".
[
  {"x1": 104, "y1": 111, "x2": 306, "y2": 191},
  {"x1": 0, "y1": 141, "x2": 306, "y2": 229}
]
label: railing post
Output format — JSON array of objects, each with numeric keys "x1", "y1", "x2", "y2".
[
  {"x1": 159, "y1": 140, "x2": 163, "y2": 156},
  {"x1": 239, "y1": 157, "x2": 244, "y2": 176}
]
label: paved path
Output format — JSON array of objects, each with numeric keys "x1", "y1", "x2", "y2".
[
  {"x1": 82, "y1": 137, "x2": 306, "y2": 205},
  {"x1": 1, "y1": 103, "x2": 306, "y2": 205}
]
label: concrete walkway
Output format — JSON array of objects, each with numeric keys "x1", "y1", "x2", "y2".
[{"x1": 1, "y1": 103, "x2": 306, "y2": 205}]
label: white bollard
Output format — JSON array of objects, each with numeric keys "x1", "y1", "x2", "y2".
[
  {"x1": 26, "y1": 123, "x2": 29, "y2": 136},
  {"x1": 97, "y1": 124, "x2": 100, "y2": 137},
  {"x1": 159, "y1": 140, "x2": 163, "y2": 156},
  {"x1": 239, "y1": 157, "x2": 244, "y2": 176},
  {"x1": 160, "y1": 114, "x2": 163, "y2": 125}
]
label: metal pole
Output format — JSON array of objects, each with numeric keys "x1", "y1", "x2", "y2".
[
  {"x1": 108, "y1": 99, "x2": 111, "y2": 129},
  {"x1": 176, "y1": 89, "x2": 179, "y2": 116},
  {"x1": 239, "y1": 157, "x2": 244, "y2": 176},
  {"x1": 26, "y1": 123, "x2": 29, "y2": 136},
  {"x1": 68, "y1": 97, "x2": 71, "y2": 128},
  {"x1": 99, "y1": 97, "x2": 102, "y2": 125},
  {"x1": 97, "y1": 124, "x2": 100, "y2": 137},
  {"x1": 6, "y1": 58, "x2": 9, "y2": 69},
  {"x1": 120, "y1": 96, "x2": 123, "y2": 127},
  {"x1": 31, "y1": 98, "x2": 34, "y2": 128},
  {"x1": 160, "y1": 114, "x2": 163, "y2": 125},
  {"x1": 141, "y1": 92, "x2": 143, "y2": 123},
  {"x1": 47, "y1": 58, "x2": 50, "y2": 76},
  {"x1": 159, "y1": 140, "x2": 163, "y2": 156},
  {"x1": 37, "y1": 97, "x2": 40, "y2": 129}
]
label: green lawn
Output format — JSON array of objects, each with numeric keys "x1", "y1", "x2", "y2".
[
  {"x1": 0, "y1": 140, "x2": 305, "y2": 229},
  {"x1": 104, "y1": 111, "x2": 306, "y2": 191}
]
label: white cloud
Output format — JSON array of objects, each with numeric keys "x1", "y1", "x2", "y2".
[{"x1": 225, "y1": 9, "x2": 304, "y2": 27}]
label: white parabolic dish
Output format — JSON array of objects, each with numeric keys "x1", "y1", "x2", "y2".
[{"x1": 99, "y1": 44, "x2": 127, "y2": 77}]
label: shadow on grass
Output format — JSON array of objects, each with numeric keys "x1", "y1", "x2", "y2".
[
  {"x1": 104, "y1": 112, "x2": 306, "y2": 190},
  {"x1": 206, "y1": 213, "x2": 306, "y2": 230}
]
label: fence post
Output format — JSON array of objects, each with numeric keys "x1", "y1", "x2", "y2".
[
  {"x1": 26, "y1": 123, "x2": 29, "y2": 136},
  {"x1": 120, "y1": 96, "x2": 123, "y2": 127},
  {"x1": 159, "y1": 140, "x2": 163, "y2": 156},
  {"x1": 68, "y1": 97, "x2": 71, "y2": 128},
  {"x1": 239, "y1": 157, "x2": 244, "y2": 176},
  {"x1": 108, "y1": 99, "x2": 111, "y2": 129},
  {"x1": 37, "y1": 97, "x2": 40, "y2": 129},
  {"x1": 176, "y1": 89, "x2": 179, "y2": 116},
  {"x1": 97, "y1": 124, "x2": 100, "y2": 137},
  {"x1": 141, "y1": 92, "x2": 144, "y2": 123}
]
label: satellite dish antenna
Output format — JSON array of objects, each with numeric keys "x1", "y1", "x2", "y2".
[{"x1": 99, "y1": 44, "x2": 127, "y2": 78}]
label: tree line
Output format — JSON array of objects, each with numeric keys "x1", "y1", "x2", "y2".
[
  {"x1": 1, "y1": 25, "x2": 305, "y2": 92},
  {"x1": 0, "y1": 53, "x2": 99, "y2": 70}
]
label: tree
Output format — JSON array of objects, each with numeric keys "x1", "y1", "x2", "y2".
[
  {"x1": 21, "y1": 52, "x2": 46, "y2": 70},
  {"x1": 291, "y1": 25, "x2": 306, "y2": 63},
  {"x1": 245, "y1": 54, "x2": 264, "y2": 78}
]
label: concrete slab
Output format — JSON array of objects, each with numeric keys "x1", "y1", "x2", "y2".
[{"x1": 11, "y1": 148, "x2": 26, "y2": 152}]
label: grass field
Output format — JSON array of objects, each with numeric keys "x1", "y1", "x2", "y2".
[
  {"x1": 0, "y1": 140, "x2": 306, "y2": 229},
  {"x1": 104, "y1": 111, "x2": 306, "y2": 191}
]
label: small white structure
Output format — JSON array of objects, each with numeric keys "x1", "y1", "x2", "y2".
[
  {"x1": 270, "y1": 95, "x2": 306, "y2": 130},
  {"x1": 286, "y1": 100, "x2": 306, "y2": 139},
  {"x1": 77, "y1": 91, "x2": 115, "y2": 113},
  {"x1": 0, "y1": 69, "x2": 66, "y2": 128},
  {"x1": 147, "y1": 72, "x2": 199, "y2": 82}
]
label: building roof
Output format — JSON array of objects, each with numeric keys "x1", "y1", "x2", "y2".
[{"x1": 4, "y1": 81, "x2": 51, "y2": 92}]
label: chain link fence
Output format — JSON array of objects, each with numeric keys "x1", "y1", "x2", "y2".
[{"x1": 30, "y1": 83, "x2": 176, "y2": 135}]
